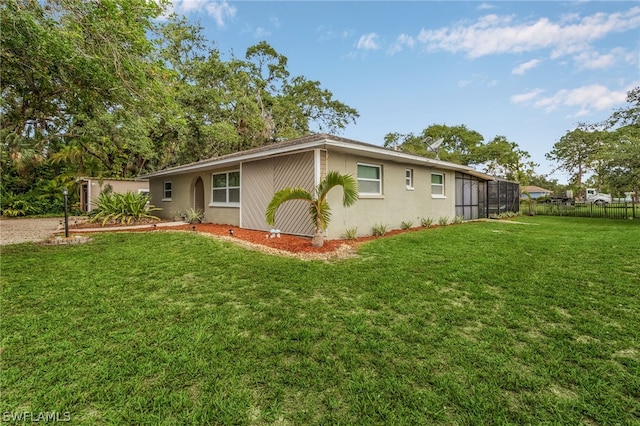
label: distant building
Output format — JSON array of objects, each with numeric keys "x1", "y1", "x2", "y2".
[
  {"x1": 77, "y1": 178, "x2": 149, "y2": 212},
  {"x1": 522, "y1": 185, "x2": 553, "y2": 200}
]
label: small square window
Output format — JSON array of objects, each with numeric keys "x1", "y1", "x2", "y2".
[
  {"x1": 405, "y1": 169, "x2": 414, "y2": 189},
  {"x1": 431, "y1": 173, "x2": 444, "y2": 197},
  {"x1": 163, "y1": 181, "x2": 172, "y2": 200}
]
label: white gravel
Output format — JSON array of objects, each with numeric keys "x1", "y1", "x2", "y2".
[{"x1": 0, "y1": 217, "x2": 68, "y2": 245}]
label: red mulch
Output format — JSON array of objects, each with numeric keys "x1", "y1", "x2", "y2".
[
  {"x1": 71, "y1": 221, "x2": 431, "y2": 254},
  {"x1": 169, "y1": 223, "x2": 345, "y2": 254}
]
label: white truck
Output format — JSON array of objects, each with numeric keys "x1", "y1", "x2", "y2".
[
  {"x1": 584, "y1": 188, "x2": 612, "y2": 205},
  {"x1": 546, "y1": 188, "x2": 611, "y2": 205}
]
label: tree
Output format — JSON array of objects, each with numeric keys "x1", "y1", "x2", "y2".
[
  {"x1": 383, "y1": 124, "x2": 536, "y2": 182},
  {"x1": 482, "y1": 136, "x2": 537, "y2": 184},
  {"x1": 601, "y1": 87, "x2": 640, "y2": 200},
  {"x1": 265, "y1": 171, "x2": 358, "y2": 247},
  {"x1": 1, "y1": 0, "x2": 171, "y2": 177},
  {"x1": 597, "y1": 124, "x2": 640, "y2": 200},
  {"x1": 383, "y1": 124, "x2": 484, "y2": 165},
  {"x1": 545, "y1": 125, "x2": 605, "y2": 192}
]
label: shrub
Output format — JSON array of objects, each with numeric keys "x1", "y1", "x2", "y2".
[
  {"x1": 438, "y1": 216, "x2": 450, "y2": 226},
  {"x1": 89, "y1": 191, "x2": 161, "y2": 225},
  {"x1": 372, "y1": 223, "x2": 387, "y2": 236},
  {"x1": 183, "y1": 208, "x2": 204, "y2": 224},
  {"x1": 400, "y1": 220, "x2": 413, "y2": 230},
  {"x1": 420, "y1": 217, "x2": 433, "y2": 227},
  {"x1": 342, "y1": 227, "x2": 358, "y2": 240},
  {"x1": 454, "y1": 215, "x2": 464, "y2": 224},
  {"x1": 1, "y1": 194, "x2": 34, "y2": 217}
]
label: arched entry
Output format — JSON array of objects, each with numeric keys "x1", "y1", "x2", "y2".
[{"x1": 194, "y1": 177, "x2": 205, "y2": 212}]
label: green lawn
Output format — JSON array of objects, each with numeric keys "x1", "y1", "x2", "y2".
[{"x1": 1, "y1": 217, "x2": 638, "y2": 424}]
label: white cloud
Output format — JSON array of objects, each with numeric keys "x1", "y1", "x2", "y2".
[
  {"x1": 206, "y1": 1, "x2": 236, "y2": 27},
  {"x1": 387, "y1": 34, "x2": 415, "y2": 55},
  {"x1": 512, "y1": 59, "x2": 542, "y2": 75},
  {"x1": 416, "y1": 7, "x2": 640, "y2": 59},
  {"x1": 511, "y1": 88, "x2": 546, "y2": 104},
  {"x1": 270, "y1": 16, "x2": 281, "y2": 28},
  {"x1": 254, "y1": 27, "x2": 271, "y2": 38},
  {"x1": 528, "y1": 82, "x2": 638, "y2": 117},
  {"x1": 357, "y1": 33, "x2": 380, "y2": 50},
  {"x1": 477, "y1": 3, "x2": 495, "y2": 11},
  {"x1": 573, "y1": 47, "x2": 636, "y2": 70},
  {"x1": 168, "y1": 1, "x2": 237, "y2": 27}
]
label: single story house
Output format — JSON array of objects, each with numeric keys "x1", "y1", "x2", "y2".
[
  {"x1": 521, "y1": 185, "x2": 553, "y2": 200},
  {"x1": 78, "y1": 178, "x2": 149, "y2": 212},
  {"x1": 139, "y1": 134, "x2": 505, "y2": 239}
]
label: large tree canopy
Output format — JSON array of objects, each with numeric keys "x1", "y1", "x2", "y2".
[
  {"x1": 384, "y1": 124, "x2": 536, "y2": 183},
  {"x1": 1, "y1": 2, "x2": 359, "y2": 214}
]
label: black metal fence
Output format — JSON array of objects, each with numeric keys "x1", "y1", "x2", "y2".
[{"x1": 524, "y1": 201, "x2": 639, "y2": 220}]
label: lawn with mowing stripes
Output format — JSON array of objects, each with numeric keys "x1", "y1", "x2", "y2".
[{"x1": 1, "y1": 217, "x2": 638, "y2": 424}]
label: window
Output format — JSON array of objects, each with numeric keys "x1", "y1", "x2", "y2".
[
  {"x1": 163, "y1": 181, "x2": 172, "y2": 200},
  {"x1": 357, "y1": 163, "x2": 381, "y2": 195},
  {"x1": 405, "y1": 168, "x2": 414, "y2": 190},
  {"x1": 431, "y1": 173, "x2": 445, "y2": 197},
  {"x1": 211, "y1": 171, "x2": 240, "y2": 206}
]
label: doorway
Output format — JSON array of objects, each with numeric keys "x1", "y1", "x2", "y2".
[{"x1": 194, "y1": 177, "x2": 205, "y2": 212}]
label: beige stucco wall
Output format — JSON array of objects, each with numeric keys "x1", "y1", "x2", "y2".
[
  {"x1": 83, "y1": 179, "x2": 149, "y2": 212},
  {"x1": 324, "y1": 151, "x2": 456, "y2": 239},
  {"x1": 148, "y1": 147, "x2": 462, "y2": 238},
  {"x1": 149, "y1": 170, "x2": 240, "y2": 225}
]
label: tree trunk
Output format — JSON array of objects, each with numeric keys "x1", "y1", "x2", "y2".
[{"x1": 311, "y1": 225, "x2": 324, "y2": 248}]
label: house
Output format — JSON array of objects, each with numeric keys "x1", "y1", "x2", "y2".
[
  {"x1": 521, "y1": 185, "x2": 553, "y2": 200},
  {"x1": 139, "y1": 134, "x2": 503, "y2": 239},
  {"x1": 78, "y1": 178, "x2": 149, "y2": 212}
]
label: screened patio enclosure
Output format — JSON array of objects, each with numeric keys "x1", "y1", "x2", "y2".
[
  {"x1": 455, "y1": 173, "x2": 520, "y2": 220},
  {"x1": 488, "y1": 179, "x2": 520, "y2": 216}
]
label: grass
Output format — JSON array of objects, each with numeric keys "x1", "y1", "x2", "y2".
[{"x1": 1, "y1": 217, "x2": 639, "y2": 424}]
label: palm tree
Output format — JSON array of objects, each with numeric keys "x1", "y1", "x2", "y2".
[{"x1": 266, "y1": 171, "x2": 358, "y2": 247}]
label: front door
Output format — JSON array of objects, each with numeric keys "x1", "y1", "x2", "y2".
[{"x1": 194, "y1": 177, "x2": 205, "y2": 212}]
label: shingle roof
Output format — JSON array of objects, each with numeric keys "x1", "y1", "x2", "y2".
[
  {"x1": 139, "y1": 133, "x2": 495, "y2": 181},
  {"x1": 523, "y1": 185, "x2": 552, "y2": 193}
]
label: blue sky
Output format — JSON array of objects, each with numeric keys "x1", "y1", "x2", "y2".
[{"x1": 164, "y1": 1, "x2": 640, "y2": 183}]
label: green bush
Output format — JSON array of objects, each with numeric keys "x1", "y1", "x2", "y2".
[
  {"x1": 400, "y1": 220, "x2": 413, "y2": 230},
  {"x1": 182, "y1": 208, "x2": 204, "y2": 224},
  {"x1": 89, "y1": 191, "x2": 161, "y2": 225},
  {"x1": 438, "y1": 216, "x2": 450, "y2": 226},
  {"x1": 420, "y1": 217, "x2": 433, "y2": 227},
  {"x1": 372, "y1": 223, "x2": 387, "y2": 236},
  {"x1": 0, "y1": 193, "x2": 35, "y2": 217},
  {"x1": 341, "y1": 227, "x2": 358, "y2": 240}
]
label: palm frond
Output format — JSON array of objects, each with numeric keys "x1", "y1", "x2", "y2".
[
  {"x1": 265, "y1": 187, "x2": 313, "y2": 226},
  {"x1": 318, "y1": 171, "x2": 358, "y2": 207}
]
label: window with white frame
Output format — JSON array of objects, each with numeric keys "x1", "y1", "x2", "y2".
[
  {"x1": 357, "y1": 163, "x2": 382, "y2": 195},
  {"x1": 163, "y1": 181, "x2": 172, "y2": 200},
  {"x1": 431, "y1": 173, "x2": 445, "y2": 197},
  {"x1": 405, "y1": 168, "x2": 414, "y2": 190},
  {"x1": 211, "y1": 171, "x2": 240, "y2": 205}
]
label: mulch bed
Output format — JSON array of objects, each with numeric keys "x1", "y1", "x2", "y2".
[{"x1": 70, "y1": 221, "x2": 433, "y2": 255}]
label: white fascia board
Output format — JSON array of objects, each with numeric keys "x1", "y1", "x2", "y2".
[
  {"x1": 323, "y1": 140, "x2": 496, "y2": 181},
  {"x1": 139, "y1": 139, "x2": 328, "y2": 179},
  {"x1": 139, "y1": 135, "x2": 495, "y2": 181}
]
